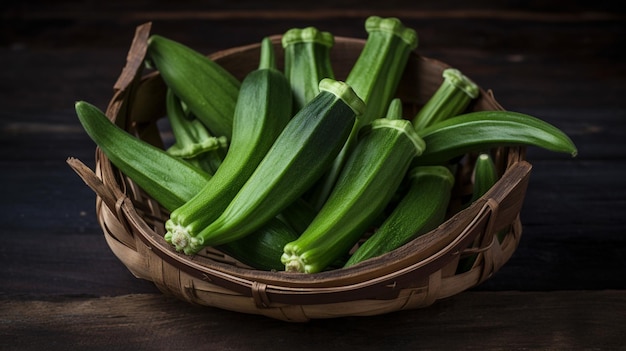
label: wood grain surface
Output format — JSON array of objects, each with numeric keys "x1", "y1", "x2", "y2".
[{"x1": 2, "y1": 291, "x2": 625, "y2": 350}]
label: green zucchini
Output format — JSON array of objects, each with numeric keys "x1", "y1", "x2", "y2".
[
  {"x1": 278, "y1": 198, "x2": 318, "y2": 234},
  {"x1": 415, "y1": 110, "x2": 578, "y2": 165},
  {"x1": 281, "y1": 109, "x2": 426, "y2": 274},
  {"x1": 165, "y1": 37, "x2": 293, "y2": 250},
  {"x1": 282, "y1": 27, "x2": 335, "y2": 112},
  {"x1": 74, "y1": 101, "x2": 210, "y2": 212},
  {"x1": 344, "y1": 166, "x2": 455, "y2": 267},
  {"x1": 310, "y1": 16, "x2": 418, "y2": 209},
  {"x1": 167, "y1": 78, "x2": 365, "y2": 255},
  {"x1": 412, "y1": 68, "x2": 479, "y2": 131},
  {"x1": 470, "y1": 152, "x2": 498, "y2": 203},
  {"x1": 384, "y1": 97, "x2": 404, "y2": 120},
  {"x1": 217, "y1": 218, "x2": 299, "y2": 271},
  {"x1": 456, "y1": 152, "x2": 500, "y2": 273},
  {"x1": 147, "y1": 35, "x2": 240, "y2": 139},
  {"x1": 165, "y1": 88, "x2": 227, "y2": 175},
  {"x1": 346, "y1": 16, "x2": 418, "y2": 127},
  {"x1": 74, "y1": 99, "x2": 297, "y2": 271}
]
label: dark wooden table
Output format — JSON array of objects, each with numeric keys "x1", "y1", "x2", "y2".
[{"x1": 2, "y1": 1, "x2": 625, "y2": 350}]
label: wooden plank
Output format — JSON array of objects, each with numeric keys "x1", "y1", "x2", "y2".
[{"x1": 1, "y1": 291, "x2": 625, "y2": 350}]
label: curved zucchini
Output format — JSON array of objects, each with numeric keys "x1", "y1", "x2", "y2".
[
  {"x1": 412, "y1": 68, "x2": 479, "y2": 131},
  {"x1": 346, "y1": 16, "x2": 418, "y2": 126},
  {"x1": 281, "y1": 116, "x2": 426, "y2": 273},
  {"x1": 147, "y1": 35, "x2": 240, "y2": 139},
  {"x1": 310, "y1": 16, "x2": 418, "y2": 209},
  {"x1": 167, "y1": 78, "x2": 365, "y2": 255},
  {"x1": 165, "y1": 37, "x2": 293, "y2": 247},
  {"x1": 74, "y1": 101, "x2": 210, "y2": 212},
  {"x1": 217, "y1": 218, "x2": 299, "y2": 271},
  {"x1": 415, "y1": 110, "x2": 578, "y2": 165},
  {"x1": 165, "y1": 88, "x2": 227, "y2": 175},
  {"x1": 278, "y1": 198, "x2": 318, "y2": 235},
  {"x1": 74, "y1": 101, "x2": 299, "y2": 271},
  {"x1": 344, "y1": 166, "x2": 455, "y2": 267}
]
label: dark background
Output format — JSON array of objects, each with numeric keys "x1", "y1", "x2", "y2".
[{"x1": 1, "y1": 1, "x2": 625, "y2": 349}]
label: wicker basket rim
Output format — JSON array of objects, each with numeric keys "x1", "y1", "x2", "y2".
[{"x1": 68, "y1": 22, "x2": 531, "y2": 310}]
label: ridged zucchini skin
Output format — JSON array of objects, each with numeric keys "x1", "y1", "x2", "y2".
[
  {"x1": 147, "y1": 35, "x2": 240, "y2": 139},
  {"x1": 165, "y1": 88, "x2": 227, "y2": 175},
  {"x1": 217, "y1": 218, "x2": 299, "y2": 271},
  {"x1": 278, "y1": 198, "x2": 318, "y2": 234},
  {"x1": 282, "y1": 27, "x2": 335, "y2": 112},
  {"x1": 281, "y1": 118, "x2": 426, "y2": 273},
  {"x1": 74, "y1": 101, "x2": 210, "y2": 212},
  {"x1": 346, "y1": 16, "x2": 418, "y2": 127},
  {"x1": 471, "y1": 153, "x2": 499, "y2": 203},
  {"x1": 456, "y1": 152, "x2": 501, "y2": 273},
  {"x1": 168, "y1": 78, "x2": 365, "y2": 255},
  {"x1": 310, "y1": 16, "x2": 418, "y2": 209},
  {"x1": 74, "y1": 101, "x2": 298, "y2": 271},
  {"x1": 344, "y1": 166, "x2": 455, "y2": 267},
  {"x1": 415, "y1": 110, "x2": 578, "y2": 165},
  {"x1": 165, "y1": 37, "x2": 293, "y2": 250},
  {"x1": 412, "y1": 68, "x2": 479, "y2": 131}
]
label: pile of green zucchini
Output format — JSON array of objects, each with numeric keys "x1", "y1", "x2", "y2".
[{"x1": 74, "y1": 16, "x2": 577, "y2": 273}]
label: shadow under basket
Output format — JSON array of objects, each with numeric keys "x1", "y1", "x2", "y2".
[{"x1": 70, "y1": 23, "x2": 532, "y2": 322}]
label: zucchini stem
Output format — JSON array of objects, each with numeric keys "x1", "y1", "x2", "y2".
[
  {"x1": 164, "y1": 36, "x2": 293, "y2": 252},
  {"x1": 283, "y1": 253, "x2": 306, "y2": 273},
  {"x1": 147, "y1": 35, "x2": 240, "y2": 139},
  {"x1": 412, "y1": 68, "x2": 479, "y2": 131},
  {"x1": 385, "y1": 98, "x2": 404, "y2": 120},
  {"x1": 282, "y1": 27, "x2": 335, "y2": 112},
  {"x1": 166, "y1": 79, "x2": 364, "y2": 255},
  {"x1": 258, "y1": 36, "x2": 276, "y2": 70},
  {"x1": 165, "y1": 88, "x2": 227, "y2": 174},
  {"x1": 164, "y1": 223, "x2": 204, "y2": 254},
  {"x1": 309, "y1": 16, "x2": 418, "y2": 210},
  {"x1": 281, "y1": 115, "x2": 425, "y2": 273}
]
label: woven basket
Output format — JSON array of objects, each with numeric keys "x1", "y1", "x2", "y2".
[{"x1": 69, "y1": 23, "x2": 532, "y2": 322}]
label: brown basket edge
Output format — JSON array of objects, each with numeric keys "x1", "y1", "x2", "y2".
[{"x1": 86, "y1": 23, "x2": 532, "y2": 314}]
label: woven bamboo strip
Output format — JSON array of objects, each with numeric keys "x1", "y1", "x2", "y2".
[{"x1": 68, "y1": 22, "x2": 531, "y2": 321}]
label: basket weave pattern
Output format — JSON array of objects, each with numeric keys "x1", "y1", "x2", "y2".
[{"x1": 70, "y1": 23, "x2": 531, "y2": 322}]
